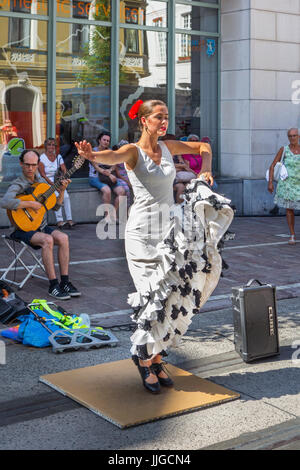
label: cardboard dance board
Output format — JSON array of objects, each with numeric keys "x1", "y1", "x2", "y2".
[{"x1": 40, "y1": 359, "x2": 240, "y2": 428}]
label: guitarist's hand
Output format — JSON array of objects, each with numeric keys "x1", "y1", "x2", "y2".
[
  {"x1": 30, "y1": 201, "x2": 43, "y2": 213},
  {"x1": 57, "y1": 179, "x2": 71, "y2": 194}
]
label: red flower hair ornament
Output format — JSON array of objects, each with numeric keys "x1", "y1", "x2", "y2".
[{"x1": 128, "y1": 100, "x2": 143, "y2": 120}]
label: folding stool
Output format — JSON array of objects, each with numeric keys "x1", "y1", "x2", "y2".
[{"x1": 0, "y1": 234, "x2": 48, "y2": 289}]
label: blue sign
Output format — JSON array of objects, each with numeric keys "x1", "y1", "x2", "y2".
[{"x1": 206, "y1": 39, "x2": 216, "y2": 57}]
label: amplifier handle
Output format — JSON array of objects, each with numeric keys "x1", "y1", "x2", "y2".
[{"x1": 245, "y1": 279, "x2": 265, "y2": 287}]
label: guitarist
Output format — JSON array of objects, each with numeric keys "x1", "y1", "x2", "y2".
[{"x1": 0, "y1": 149, "x2": 80, "y2": 300}]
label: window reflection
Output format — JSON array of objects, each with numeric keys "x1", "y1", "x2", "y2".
[
  {"x1": 9, "y1": 2, "x2": 31, "y2": 48},
  {"x1": 176, "y1": 4, "x2": 218, "y2": 33},
  {"x1": 175, "y1": 33, "x2": 218, "y2": 171},
  {"x1": 0, "y1": 17, "x2": 47, "y2": 182},
  {"x1": 56, "y1": 20, "x2": 111, "y2": 177},
  {"x1": 0, "y1": 0, "x2": 48, "y2": 14},
  {"x1": 56, "y1": 0, "x2": 111, "y2": 21},
  {"x1": 72, "y1": 1, "x2": 89, "y2": 54},
  {"x1": 121, "y1": 1, "x2": 166, "y2": 27},
  {"x1": 0, "y1": 1, "x2": 220, "y2": 182},
  {"x1": 119, "y1": 28, "x2": 167, "y2": 142}
]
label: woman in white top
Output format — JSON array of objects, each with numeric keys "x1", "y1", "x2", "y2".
[{"x1": 38, "y1": 138, "x2": 75, "y2": 228}]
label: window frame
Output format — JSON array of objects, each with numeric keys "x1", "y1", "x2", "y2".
[{"x1": 0, "y1": 0, "x2": 220, "y2": 173}]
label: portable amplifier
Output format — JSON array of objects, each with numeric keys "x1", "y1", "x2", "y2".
[{"x1": 231, "y1": 279, "x2": 280, "y2": 363}]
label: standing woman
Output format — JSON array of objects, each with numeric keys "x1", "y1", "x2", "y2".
[
  {"x1": 268, "y1": 128, "x2": 300, "y2": 244},
  {"x1": 76, "y1": 100, "x2": 233, "y2": 394},
  {"x1": 39, "y1": 138, "x2": 76, "y2": 229}
]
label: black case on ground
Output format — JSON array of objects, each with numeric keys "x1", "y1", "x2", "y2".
[
  {"x1": 0, "y1": 281, "x2": 29, "y2": 324},
  {"x1": 231, "y1": 279, "x2": 280, "y2": 363}
]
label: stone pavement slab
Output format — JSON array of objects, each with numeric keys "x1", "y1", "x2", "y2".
[
  {"x1": 202, "y1": 418, "x2": 300, "y2": 450},
  {"x1": 0, "y1": 216, "x2": 299, "y2": 319},
  {"x1": 0, "y1": 296, "x2": 299, "y2": 450},
  {"x1": 0, "y1": 216, "x2": 299, "y2": 450}
]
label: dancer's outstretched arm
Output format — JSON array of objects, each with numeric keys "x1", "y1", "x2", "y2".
[
  {"x1": 75, "y1": 140, "x2": 137, "y2": 168},
  {"x1": 165, "y1": 140, "x2": 213, "y2": 185}
]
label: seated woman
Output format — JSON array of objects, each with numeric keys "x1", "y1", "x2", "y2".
[
  {"x1": 181, "y1": 135, "x2": 218, "y2": 192},
  {"x1": 173, "y1": 154, "x2": 197, "y2": 204},
  {"x1": 181, "y1": 134, "x2": 203, "y2": 176},
  {"x1": 38, "y1": 138, "x2": 76, "y2": 229}
]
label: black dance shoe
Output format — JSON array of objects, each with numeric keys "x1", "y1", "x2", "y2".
[
  {"x1": 132, "y1": 355, "x2": 161, "y2": 394},
  {"x1": 151, "y1": 362, "x2": 174, "y2": 387}
]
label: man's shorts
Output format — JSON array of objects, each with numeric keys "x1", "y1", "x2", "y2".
[{"x1": 10, "y1": 225, "x2": 56, "y2": 250}]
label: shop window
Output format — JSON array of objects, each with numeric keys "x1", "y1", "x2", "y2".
[
  {"x1": 9, "y1": 2, "x2": 31, "y2": 48},
  {"x1": 153, "y1": 17, "x2": 166, "y2": 63},
  {"x1": 180, "y1": 14, "x2": 191, "y2": 59},
  {"x1": 119, "y1": 27, "x2": 167, "y2": 143},
  {"x1": 125, "y1": 6, "x2": 139, "y2": 24},
  {"x1": 125, "y1": 29, "x2": 139, "y2": 54},
  {"x1": 56, "y1": 20, "x2": 111, "y2": 177},
  {"x1": 0, "y1": 17, "x2": 47, "y2": 183},
  {"x1": 175, "y1": 33, "x2": 218, "y2": 172},
  {"x1": 72, "y1": 1, "x2": 90, "y2": 54}
]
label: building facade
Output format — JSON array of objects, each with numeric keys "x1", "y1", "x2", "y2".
[
  {"x1": 221, "y1": 0, "x2": 300, "y2": 215},
  {"x1": 0, "y1": 0, "x2": 299, "y2": 224}
]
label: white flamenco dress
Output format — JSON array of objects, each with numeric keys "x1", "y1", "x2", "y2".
[{"x1": 125, "y1": 141, "x2": 234, "y2": 360}]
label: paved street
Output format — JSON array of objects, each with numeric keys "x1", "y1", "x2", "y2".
[{"x1": 0, "y1": 215, "x2": 299, "y2": 451}]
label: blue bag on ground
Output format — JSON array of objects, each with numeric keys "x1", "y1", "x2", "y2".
[{"x1": 17, "y1": 310, "x2": 65, "y2": 348}]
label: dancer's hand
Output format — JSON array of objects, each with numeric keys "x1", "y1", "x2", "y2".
[
  {"x1": 75, "y1": 140, "x2": 94, "y2": 161},
  {"x1": 199, "y1": 171, "x2": 214, "y2": 186}
]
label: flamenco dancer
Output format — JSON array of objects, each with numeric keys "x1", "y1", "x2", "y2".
[{"x1": 76, "y1": 100, "x2": 234, "y2": 394}]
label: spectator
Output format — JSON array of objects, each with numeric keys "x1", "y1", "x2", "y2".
[
  {"x1": 181, "y1": 134, "x2": 203, "y2": 175},
  {"x1": 113, "y1": 140, "x2": 132, "y2": 207},
  {"x1": 173, "y1": 154, "x2": 197, "y2": 204},
  {"x1": 268, "y1": 128, "x2": 300, "y2": 244},
  {"x1": 38, "y1": 138, "x2": 76, "y2": 229},
  {"x1": 161, "y1": 133, "x2": 197, "y2": 203},
  {"x1": 88, "y1": 132, "x2": 126, "y2": 223},
  {"x1": 161, "y1": 134, "x2": 195, "y2": 203}
]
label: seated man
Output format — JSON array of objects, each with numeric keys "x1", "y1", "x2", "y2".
[{"x1": 0, "y1": 149, "x2": 80, "y2": 300}]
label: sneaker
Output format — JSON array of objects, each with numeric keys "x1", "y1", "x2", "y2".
[
  {"x1": 60, "y1": 281, "x2": 81, "y2": 297},
  {"x1": 48, "y1": 284, "x2": 71, "y2": 300}
]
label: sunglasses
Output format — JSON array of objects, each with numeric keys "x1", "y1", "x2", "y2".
[{"x1": 288, "y1": 135, "x2": 298, "y2": 138}]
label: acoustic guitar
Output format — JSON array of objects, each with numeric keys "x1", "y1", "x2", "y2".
[{"x1": 7, "y1": 155, "x2": 85, "y2": 232}]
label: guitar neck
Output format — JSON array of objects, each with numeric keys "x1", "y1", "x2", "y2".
[{"x1": 43, "y1": 165, "x2": 77, "y2": 200}]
